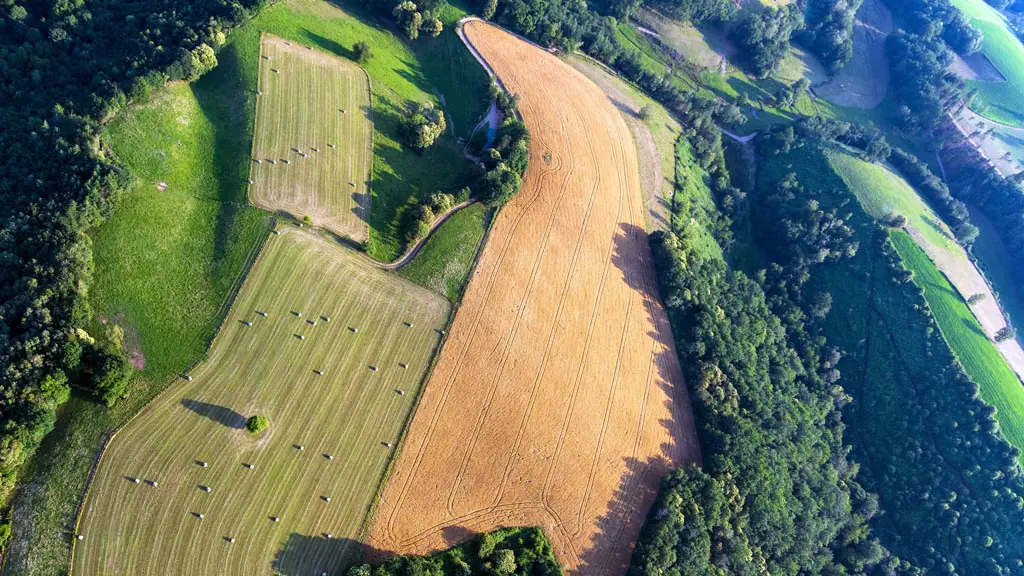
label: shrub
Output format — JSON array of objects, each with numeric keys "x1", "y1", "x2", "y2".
[
  {"x1": 81, "y1": 343, "x2": 134, "y2": 407},
  {"x1": 353, "y1": 41, "x2": 372, "y2": 64},
  {"x1": 246, "y1": 415, "x2": 269, "y2": 434},
  {"x1": 968, "y1": 293, "x2": 986, "y2": 305}
]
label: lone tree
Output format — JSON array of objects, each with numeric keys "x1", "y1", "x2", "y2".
[
  {"x1": 403, "y1": 102, "x2": 447, "y2": 150},
  {"x1": 995, "y1": 327, "x2": 1016, "y2": 343},
  {"x1": 353, "y1": 41, "x2": 372, "y2": 64},
  {"x1": 247, "y1": 414, "x2": 269, "y2": 434}
]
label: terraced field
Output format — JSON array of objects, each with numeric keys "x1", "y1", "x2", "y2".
[
  {"x1": 250, "y1": 35, "x2": 372, "y2": 241},
  {"x1": 73, "y1": 227, "x2": 449, "y2": 575},
  {"x1": 368, "y1": 20, "x2": 700, "y2": 575}
]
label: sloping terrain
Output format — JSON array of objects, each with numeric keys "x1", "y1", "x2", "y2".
[
  {"x1": 368, "y1": 20, "x2": 700, "y2": 576},
  {"x1": 73, "y1": 227, "x2": 449, "y2": 575}
]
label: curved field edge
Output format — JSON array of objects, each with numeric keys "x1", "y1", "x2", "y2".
[
  {"x1": 890, "y1": 230, "x2": 1024, "y2": 449},
  {"x1": 71, "y1": 226, "x2": 451, "y2": 576},
  {"x1": 367, "y1": 20, "x2": 699, "y2": 573}
]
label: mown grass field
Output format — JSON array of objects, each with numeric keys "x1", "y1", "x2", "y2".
[
  {"x1": 249, "y1": 36, "x2": 372, "y2": 241},
  {"x1": 951, "y1": 0, "x2": 1024, "y2": 127},
  {"x1": 890, "y1": 230, "x2": 1024, "y2": 449},
  {"x1": 399, "y1": 203, "x2": 488, "y2": 302},
  {"x1": 826, "y1": 150, "x2": 961, "y2": 254},
  {"x1": 5, "y1": 1, "x2": 487, "y2": 573},
  {"x1": 73, "y1": 227, "x2": 449, "y2": 576}
]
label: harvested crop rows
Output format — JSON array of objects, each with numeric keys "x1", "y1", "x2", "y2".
[
  {"x1": 73, "y1": 227, "x2": 449, "y2": 576},
  {"x1": 249, "y1": 35, "x2": 372, "y2": 241},
  {"x1": 368, "y1": 21, "x2": 700, "y2": 576}
]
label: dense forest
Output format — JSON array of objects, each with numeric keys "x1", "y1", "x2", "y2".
[
  {"x1": 753, "y1": 136, "x2": 1024, "y2": 575},
  {"x1": 0, "y1": 0, "x2": 266, "y2": 507},
  {"x1": 633, "y1": 135, "x2": 883, "y2": 574}
]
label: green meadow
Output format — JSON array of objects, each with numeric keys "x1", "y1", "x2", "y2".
[{"x1": 952, "y1": 0, "x2": 1024, "y2": 127}]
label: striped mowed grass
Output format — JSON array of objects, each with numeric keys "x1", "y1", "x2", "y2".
[
  {"x1": 250, "y1": 35, "x2": 373, "y2": 242},
  {"x1": 72, "y1": 226, "x2": 449, "y2": 576}
]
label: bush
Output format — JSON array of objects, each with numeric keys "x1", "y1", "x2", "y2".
[
  {"x1": 403, "y1": 102, "x2": 447, "y2": 150},
  {"x1": 246, "y1": 414, "x2": 269, "y2": 434},
  {"x1": 81, "y1": 343, "x2": 134, "y2": 407},
  {"x1": 353, "y1": 41, "x2": 372, "y2": 64}
]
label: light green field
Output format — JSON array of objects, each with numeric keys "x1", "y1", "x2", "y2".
[
  {"x1": 951, "y1": 0, "x2": 1024, "y2": 127},
  {"x1": 826, "y1": 150, "x2": 961, "y2": 255},
  {"x1": 250, "y1": 36, "x2": 372, "y2": 241},
  {"x1": 73, "y1": 227, "x2": 449, "y2": 576},
  {"x1": 400, "y1": 203, "x2": 489, "y2": 301},
  {"x1": 891, "y1": 230, "x2": 1024, "y2": 449}
]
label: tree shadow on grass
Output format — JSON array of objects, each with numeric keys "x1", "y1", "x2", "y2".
[
  {"x1": 181, "y1": 399, "x2": 247, "y2": 429},
  {"x1": 271, "y1": 533, "x2": 371, "y2": 576},
  {"x1": 305, "y1": 31, "x2": 357, "y2": 61}
]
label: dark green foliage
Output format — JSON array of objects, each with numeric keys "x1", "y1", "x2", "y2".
[
  {"x1": 884, "y1": 0, "x2": 982, "y2": 55},
  {"x1": 0, "y1": 0, "x2": 264, "y2": 506},
  {"x1": 645, "y1": 0, "x2": 735, "y2": 25},
  {"x1": 353, "y1": 40, "x2": 372, "y2": 63},
  {"x1": 471, "y1": 92, "x2": 529, "y2": 207},
  {"x1": 996, "y1": 326, "x2": 1016, "y2": 342},
  {"x1": 729, "y1": 5, "x2": 803, "y2": 78},
  {"x1": 246, "y1": 414, "x2": 269, "y2": 434},
  {"x1": 800, "y1": 0, "x2": 863, "y2": 75},
  {"x1": 81, "y1": 344, "x2": 133, "y2": 408},
  {"x1": 404, "y1": 101, "x2": 447, "y2": 150},
  {"x1": 348, "y1": 527, "x2": 562, "y2": 576},
  {"x1": 755, "y1": 139, "x2": 1024, "y2": 575}
]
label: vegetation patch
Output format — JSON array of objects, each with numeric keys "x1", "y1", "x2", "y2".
[
  {"x1": 399, "y1": 202, "x2": 489, "y2": 301},
  {"x1": 249, "y1": 35, "x2": 373, "y2": 241},
  {"x1": 73, "y1": 227, "x2": 450, "y2": 576}
]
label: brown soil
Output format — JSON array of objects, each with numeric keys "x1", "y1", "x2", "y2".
[{"x1": 367, "y1": 21, "x2": 701, "y2": 576}]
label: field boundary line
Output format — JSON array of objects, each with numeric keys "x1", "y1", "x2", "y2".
[{"x1": 66, "y1": 224, "x2": 276, "y2": 575}]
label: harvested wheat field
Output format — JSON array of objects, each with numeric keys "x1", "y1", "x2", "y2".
[
  {"x1": 368, "y1": 20, "x2": 700, "y2": 576},
  {"x1": 72, "y1": 226, "x2": 448, "y2": 575},
  {"x1": 249, "y1": 35, "x2": 372, "y2": 241}
]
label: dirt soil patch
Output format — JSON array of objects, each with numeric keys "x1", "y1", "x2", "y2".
[{"x1": 367, "y1": 20, "x2": 700, "y2": 576}]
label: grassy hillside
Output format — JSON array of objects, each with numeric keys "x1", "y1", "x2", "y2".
[
  {"x1": 400, "y1": 203, "x2": 489, "y2": 302},
  {"x1": 891, "y1": 230, "x2": 1024, "y2": 448},
  {"x1": 5, "y1": 1, "x2": 488, "y2": 573},
  {"x1": 826, "y1": 150, "x2": 960, "y2": 254},
  {"x1": 951, "y1": 0, "x2": 1024, "y2": 127},
  {"x1": 673, "y1": 138, "x2": 724, "y2": 261}
]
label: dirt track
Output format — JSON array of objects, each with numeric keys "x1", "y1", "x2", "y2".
[{"x1": 367, "y1": 20, "x2": 700, "y2": 576}]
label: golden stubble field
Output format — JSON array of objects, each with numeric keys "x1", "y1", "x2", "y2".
[{"x1": 368, "y1": 20, "x2": 700, "y2": 575}]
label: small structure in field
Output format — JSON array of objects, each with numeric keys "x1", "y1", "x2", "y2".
[
  {"x1": 200, "y1": 485, "x2": 211, "y2": 493},
  {"x1": 308, "y1": 319, "x2": 317, "y2": 326},
  {"x1": 324, "y1": 533, "x2": 333, "y2": 540},
  {"x1": 256, "y1": 90, "x2": 262, "y2": 96},
  {"x1": 186, "y1": 375, "x2": 193, "y2": 381},
  {"x1": 323, "y1": 496, "x2": 331, "y2": 503},
  {"x1": 271, "y1": 69, "x2": 279, "y2": 74},
  {"x1": 268, "y1": 159, "x2": 276, "y2": 165},
  {"x1": 271, "y1": 516, "x2": 280, "y2": 522},
  {"x1": 328, "y1": 144, "x2": 335, "y2": 148},
  {"x1": 77, "y1": 535, "x2": 84, "y2": 541},
  {"x1": 296, "y1": 445, "x2": 305, "y2": 451},
  {"x1": 399, "y1": 363, "x2": 408, "y2": 369},
  {"x1": 322, "y1": 316, "x2": 330, "y2": 322},
  {"x1": 404, "y1": 321, "x2": 414, "y2": 327},
  {"x1": 227, "y1": 538, "x2": 236, "y2": 543},
  {"x1": 313, "y1": 370, "x2": 323, "y2": 376},
  {"x1": 197, "y1": 461, "x2": 208, "y2": 468},
  {"x1": 396, "y1": 389, "x2": 405, "y2": 396},
  {"x1": 244, "y1": 463, "x2": 255, "y2": 470},
  {"x1": 349, "y1": 327, "x2": 358, "y2": 333},
  {"x1": 369, "y1": 365, "x2": 378, "y2": 372},
  {"x1": 383, "y1": 442, "x2": 393, "y2": 448},
  {"x1": 247, "y1": 179, "x2": 253, "y2": 185},
  {"x1": 254, "y1": 159, "x2": 262, "y2": 164},
  {"x1": 282, "y1": 159, "x2": 290, "y2": 164},
  {"x1": 243, "y1": 321, "x2": 253, "y2": 327},
  {"x1": 130, "y1": 477, "x2": 140, "y2": 484},
  {"x1": 324, "y1": 454, "x2": 334, "y2": 461},
  {"x1": 311, "y1": 147, "x2": 319, "y2": 152},
  {"x1": 272, "y1": 230, "x2": 281, "y2": 235},
  {"x1": 262, "y1": 55, "x2": 270, "y2": 60},
  {"x1": 198, "y1": 513, "x2": 205, "y2": 519},
  {"x1": 258, "y1": 311, "x2": 268, "y2": 317}
]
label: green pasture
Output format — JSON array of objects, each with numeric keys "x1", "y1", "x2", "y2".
[
  {"x1": 73, "y1": 227, "x2": 450, "y2": 576},
  {"x1": 891, "y1": 230, "x2": 1024, "y2": 449},
  {"x1": 400, "y1": 203, "x2": 489, "y2": 301},
  {"x1": 952, "y1": 0, "x2": 1024, "y2": 127},
  {"x1": 826, "y1": 149, "x2": 961, "y2": 255},
  {"x1": 249, "y1": 36, "x2": 372, "y2": 241}
]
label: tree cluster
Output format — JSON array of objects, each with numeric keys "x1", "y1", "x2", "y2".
[
  {"x1": 470, "y1": 89, "x2": 529, "y2": 207},
  {"x1": 348, "y1": 527, "x2": 562, "y2": 576},
  {"x1": 756, "y1": 139, "x2": 1024, "y2": 575},
  {"x1": 392, "y1": 1, "x2": 443, "y2": 40},
  {"x1": 800, "y1": 0, "x2": 863, "y2": 75},
  {"x1": 404, "y1": 190, "x2": 462, "y2": 243},
  {"x1": 0, "y1": 0, "x2": 262, "y2": 506},
  {"x1": 729, "y1": 5, "x2": 803, "y2": 78},
  {"x1": 644, "y1": 0, "x2": 736, "y2": 25},
  {"x1": 403, "y1": 101, "x2": 448, "y2": 150},
  {"x1": 885, "y1": 30, "x2": 968, "y2": 132},
  {"x1": 884, "y1": 0, "x2": 982, "y2": 55}
]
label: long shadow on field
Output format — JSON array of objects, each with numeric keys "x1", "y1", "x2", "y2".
[
  {"x1": 575, "y1": 456, "x2": 668, "y2": 576},
  {"x1": 181, "y1": 399, "x2": 247, "y2": 429},
  {"x1": 271, "y1": 533, "x2": 370, "y2": 575},
  {"x1": 306, "y1": 31, "x2": 356, "y2": 61},
  {"x1": 193, "y1": 42, "x2": 254, "y2": 271}
]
